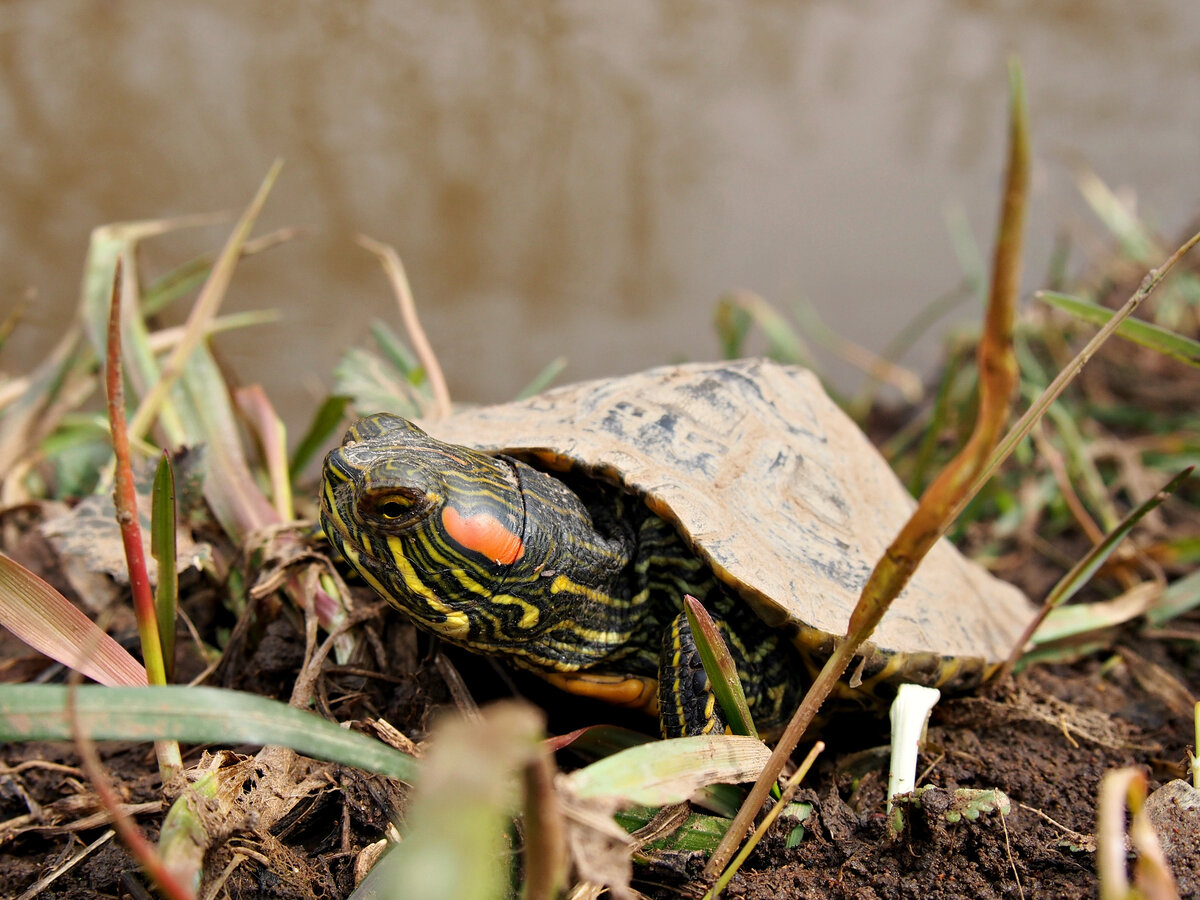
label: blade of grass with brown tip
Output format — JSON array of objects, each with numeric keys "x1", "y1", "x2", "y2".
[
  {"x1": 703, "y1": 59, "x2": 1030, "y2": 880},
  {"x1": 684, "y1": 595, "x2": 756, "y2": 737},
  {"x1": 0, "y1": 553, "x2": 147, "y2": 686}
]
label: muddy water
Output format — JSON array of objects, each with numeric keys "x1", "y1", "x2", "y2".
[{"x1": 3, "y1": 2, "x2": 1198, "y2": 427}]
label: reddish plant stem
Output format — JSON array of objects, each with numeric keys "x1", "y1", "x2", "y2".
[{"x1": 105, "y1": 256, "x2": 167, "y2": 687}]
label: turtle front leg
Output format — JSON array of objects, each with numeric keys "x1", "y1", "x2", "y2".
[{"x1": 658, "y1": 612, "x2": 727, "y2": 738}]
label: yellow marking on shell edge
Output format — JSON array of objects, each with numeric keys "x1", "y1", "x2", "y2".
[{"x1": 541, "y1": 671, "x2": 660, "y2": 713}]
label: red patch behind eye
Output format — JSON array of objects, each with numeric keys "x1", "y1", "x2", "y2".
[{"x1": 441, "y1": 507, "x2": 525, "y2": 565}]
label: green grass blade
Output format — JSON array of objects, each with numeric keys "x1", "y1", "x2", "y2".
[
  {"x1": 516, "y1": 356, "x2": 568, "y2": 400},
  {"x1": 1147, "y1": 568, "x2": 1200, "y2": 627},
  {"x1": 151, "y1": 453, "x2": 178, "y2": 682},
  {"x1": 290, "y1": 395, "x2": 351, "y2": 478},
  {"x1": 714, "y1": 291, "x2": 812, "y2": 366},
  {"x1": 613, "y1": 806, "x2": 731, "y2": 852},
  {"x1": 1038, "y1": 291, "x2": 1200, "y2": 367},
  {"x1": 369, "y1": 319, "x2": 420, "y2": 376},
  {"x1": 684, "y1": 595, "x2": 756, "y2": 737},
  {"x1": 0, "y1": 684, "x2": 418, "y2": 783},
  {"x1": 1010, "y1": 467, "x2": 1192, "y2": 672},
  {"x1": 1044, "y1": 466, "x2": 1191, "y2": 609}
]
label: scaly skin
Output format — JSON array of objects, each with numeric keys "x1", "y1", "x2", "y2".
[{"x1": 320, "y1": 413, "x2": 804, "y2": 736}]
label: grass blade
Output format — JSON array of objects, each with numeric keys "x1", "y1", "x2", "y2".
[
  {"x1": 707, "y1": 741, "x2": 824, "y2": 900},
  {"x1": 151, "y1": 452, "x2": 179, "y2": 682},
  {"x1": 356, "y1": 235, "x2": 452, "y2": 419},
  {"x1": 127, "y1": 161, "x2": 283, "y2": 442},
  {"x1": 566, "y1": 735, "x2": 770, "y2": 806},
  {"x1": 1038, "y1": 291, "x2": 1200, "y2": 367},
  {"x1": 290, "y1": 395, "x2": 351, "y2": 478},
  {"x1": 684, "y1": 595, "x2": 756, "y2": 737},
  {"x1": 1147, "y1": 568, "x2": 1200, "y2": 627},
  {"x1": 996, "y1": 466, "x2": 1192, "y2": 681},
  {"x1": 714, "y1": 290, "x2": 813, "y2": 366},
  {"x1": 516, "y1": 356, "x2": 568, "y2": 400},
  {"x1": 0, "y1": 554, "x2": 147, "y2": 686},
  {"x1": 235, "y1": 385, "x2": 293, "y2": 522},
  {"x1": 0, "y1": 685, "x2": 418, "y2": 783}
]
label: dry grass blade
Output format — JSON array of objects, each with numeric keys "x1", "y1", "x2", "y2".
[
  {"x1": 702, "y1": 59, "x2": 1030, "y2": 881},
  {"x1": 356, "y1": 234, "x2": 452, "y2": 419},
  {"x1": 127, "y1": 160, "x2": 283, "y2": 442}
]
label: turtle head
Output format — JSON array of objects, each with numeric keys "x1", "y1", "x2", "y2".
[{"x1": 321, "y1": 414, "x2": 533, "y2": 645}]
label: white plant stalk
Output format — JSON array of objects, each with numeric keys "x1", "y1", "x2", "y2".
[
  {"x1": 887, "y1": 683, "x2": 941, "y2": 813},
  {"x1": 1192, "y1": 701, "x2": 1199, "y2": 789}
]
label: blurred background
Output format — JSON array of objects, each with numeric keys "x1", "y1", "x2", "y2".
[{"x1": 3, "y1": 1, "x2": 1198, "y2": 426}]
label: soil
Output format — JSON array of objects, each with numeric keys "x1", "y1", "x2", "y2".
[{"x1": 1, "y1": 510, "x2": 1198, "y2": 899}]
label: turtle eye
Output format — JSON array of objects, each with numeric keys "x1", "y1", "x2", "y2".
[
  {"x1": 378, "y1": 499, "x2": 410, "y2": 519},
  {"x1": 363, "y1": 489, "x2": 426, "y2": 524}
]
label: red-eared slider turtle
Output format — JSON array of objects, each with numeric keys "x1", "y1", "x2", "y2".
[{"x1": 321, "y1": 358, "x2": 1033, "y2": 737}]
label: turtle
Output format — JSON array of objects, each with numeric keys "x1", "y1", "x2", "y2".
[{"x1": 320, "y1": 358, "x2": 1033, "y2": 738}]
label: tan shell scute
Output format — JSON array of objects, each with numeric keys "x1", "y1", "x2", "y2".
[{"x1": 425, "y1": 359, "x2": 1034, "y2": 664}]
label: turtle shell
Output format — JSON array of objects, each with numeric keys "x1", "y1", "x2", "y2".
[{"x1": 423, "y1": 358, "x2": 1033, "y2": 668}]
